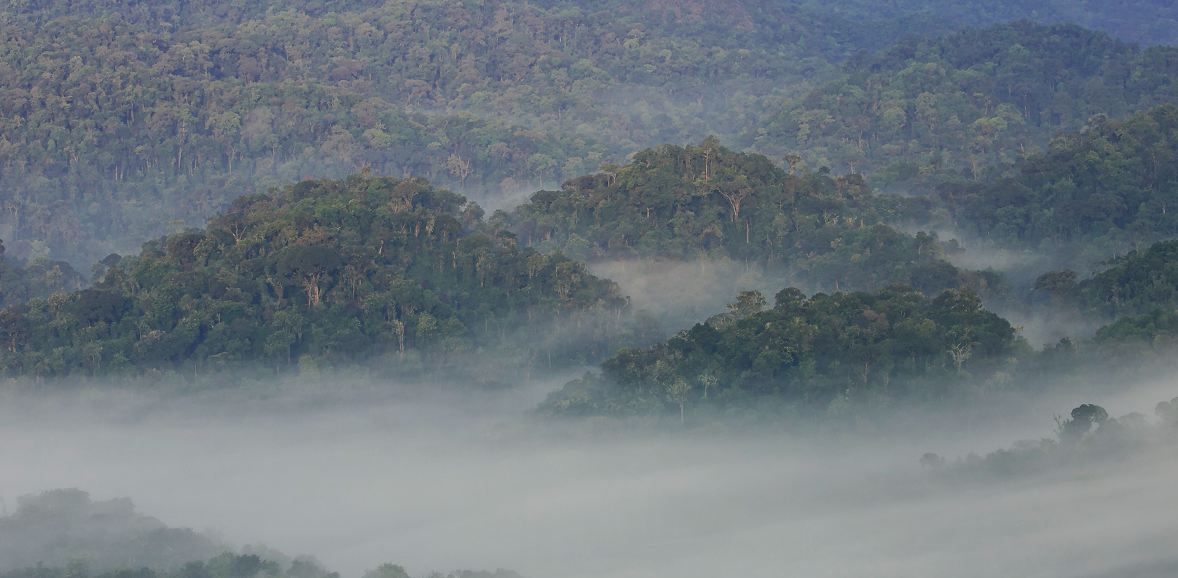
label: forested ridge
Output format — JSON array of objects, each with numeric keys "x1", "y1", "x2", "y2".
[
  {"x1": 0, "y1": 175, "x2": 626, "y2": 379},
  {"x1": 504, "y1": 140, "x2": 1003, "y2": 296},
  {"x1": 4, "y1": 0, "x2": 1178, "y2": 407},
  {"x1": 0, "y1": 0, "x2": 847, "y2": 265},
  {"x1": 937, "y1": 105, "x2": 1178, "y2": 251},
  {"x1": 9, "y1": 1, "x2": 1178, "y2": 265},
  {"x1": 543, "y1": 286, "x2": 1022, "y2": 418},
  {"x1": 752, "y1": 23, "x2": 1178, "y2": 187}
]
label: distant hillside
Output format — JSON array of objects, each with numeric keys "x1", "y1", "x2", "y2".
[
  {"x1": 0, "y1": 175, "x2": 626, "y2": 379},
  {"x1": 503, "y1": 140, "x2": 1003, "y2": 296},
  {"x1": 0, "y1": 0, "x2": 851, "y2": 265},
  {"x1": 940, "y1": 105, "x2": 1178, "y2": 251},
  {"x1": 752, "y1": 23, "x2": 1178, "y2": 186},
  {"x1": 0, "y1": 489, "x2": 222, "y2": 572},
  {"x1": 11, "y1": 1, "x2": 1178, "y2": 264}
]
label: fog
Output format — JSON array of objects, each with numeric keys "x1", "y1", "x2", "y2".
[
  {"x1": 589, "y1": 259, "x2": 790, "y2": 334},
  {"x1": 2, "y1": 368, "x2": 1177, "y2": 578}
]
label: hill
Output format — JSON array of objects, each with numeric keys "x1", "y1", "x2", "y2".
[
  {"x1": 542, "y1": 286, "x2": 1021, "y2": 418},
  {"x1": 0, "y1": 489, "x2": 222, "y2": 572},
  {"x1": 752, "y1": 23, "x2": 1178, "y2": 187},
  {"x1": 0, "y1": 175, "x2": 626, "y2": 379},
  {"x1": 503, "y1": 140, "x2": 1003, "y2": 295},
  {"x1": 0, "y1": 0, "x2": 852, "y2": 265},
  {"x1": 939, "y1": 105, "x2": 1178, "y2": 251}
]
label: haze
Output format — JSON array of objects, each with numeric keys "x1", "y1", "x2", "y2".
[{"x1": 2, "y1": 367, "x2": 1176, "y2": 578}]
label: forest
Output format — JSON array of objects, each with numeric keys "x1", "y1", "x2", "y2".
[
  {"x1": 503, "y1": 139, "x2": 1003, "y2": 296},
  {"x1": 753, "y1": 23, "x2": 1178, "y2": 186},
  {"x1": 542, "y1": 287, "x2": 1021, "y2": 418},
  {"x1": 8, "y1": 1, "x2": 1178, "y2": 577},
  {"x1": 0, "y1": 175, "x2": 627, "y2": 380},
  {"x1": 6, "y1": 1, "x2": 1178, "y2": 266}
]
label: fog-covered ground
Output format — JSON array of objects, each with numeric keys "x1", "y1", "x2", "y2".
[{"x1": 2, "y1": 369, "x2": 1177, "y2": 578}]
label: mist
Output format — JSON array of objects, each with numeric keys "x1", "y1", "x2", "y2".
[
  {"x1": 3, "y1": 367, "x2": 1177, "y2": 578},
  {"x1": 589, "y1": 259, "x2": 791, "y2": 334}
]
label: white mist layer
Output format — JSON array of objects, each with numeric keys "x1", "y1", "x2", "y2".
[{"x1": 2, "y1": 374, "x2": 1178, "y2": 578}]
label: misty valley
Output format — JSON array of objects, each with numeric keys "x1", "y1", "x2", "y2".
[{"x1": 4, "y1": 1, "x2": 1178, "y2": 577}]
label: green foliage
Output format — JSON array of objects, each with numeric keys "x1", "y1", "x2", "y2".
[
  {"x1": 0, "y1": 175, "x2": 626, "y2": 379},
  {"x1": 11, "y1": 1, "x2": 1178, "y2": 264},
  {"x1": 754, "y1": 23, "x2": 1178, "y2": 187},
  {"x1": 541, "y1": 286, "x2": 1021, "y2": 417},
  {"x1": 0, "y1": 0, "x2": 852, "y2": 265},
  {"x1": 1027, "y1": 239, "x2": 1178, "y2": 332},
  {"x1": 506, "y1": 140, "x2": 999, "y2": 295},
  {"x1": 0, "y1": 250, "x2": 85, "y2": 308},
  {"x1": 942, "y1": 105, "x2": 1178, "y2": 249}
]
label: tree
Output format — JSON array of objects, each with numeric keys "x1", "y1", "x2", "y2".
[
  {"x1": 665, "y1": 377, "x2": 692, "y2": 424},
  {"x1": 277, "y1": 245, "x2": 343, "y2": 307},
  {"x1": 728, "y1": 290, "x2": 766, "y2": 318},
  {"x1": 1056, "y1": 404, "x2": 1110, "y2": 444}
]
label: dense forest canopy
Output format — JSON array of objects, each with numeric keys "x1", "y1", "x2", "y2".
[
  {"x1": 504, "y1": 139, "x2": 1002, "y2": 295},
  {"x1": 752, "y1": 23, "x2": 1178, "y2": 187},
  {"x1": 0, "y1": 244, "x2": 85, "y2": 308},
  {"x1": 0, "y1": 0, "x2": 846, "y2": 265},
  {"x1": 8, "y1": 0, "x2": 1178, "y2": 265},
  {"x1": 1026, "y1": 240, "x2": 1178, "y2": 349},
  {"x1": 0, "y1": 175, "x2": 626, "y2": 379},
  {"x1": 938, "y1": 105, "x2": 1178, "y2": 251},
  {"x1": 543, "y1": 286, "x2": 1021, "y2": 418}
]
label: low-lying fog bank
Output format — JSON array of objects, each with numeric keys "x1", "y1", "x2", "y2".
[{"x1": 2, "y1": 371, "x2": 1177, "y2": 578}]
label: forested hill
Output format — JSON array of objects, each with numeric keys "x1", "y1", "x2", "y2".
[
  {"x1": 796, "y1": 0, "x2": 1178, "y2": 46},
  {"x1": 0, "y1": 175, "x2": 626, "y2": 379},
  {"x1": 939, "y1": 105, "x2": 1178, "y2": 251},
  {"x1": 542, "y1": 286, "x2": 1021, "y2": 418},
  {"x1": 752, "y1": 22, "x2": 1178, "y2": 186},
  {"x1": 9, "y1": 1, "x2": 1178, "y2": 267},
  {"x1": 503, "y1": 140, "x2": 1003, "y2": 296},
  {"x1": 0, "y1": 0, "x2": 848, "y2": 265},
  {"x1": 1031, "y1": 238, "x2": 1178, "y2": 322}
]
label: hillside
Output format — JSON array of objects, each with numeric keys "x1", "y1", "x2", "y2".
[
  {"x1": 0, "y1": 489, "x2": 222, "y2": 572},
  {"x1": 939, "y1": 105, "x2": 1178, "y2": 251},
  {"x1": 0, "y1": 0, "x2": 850, "y2": 265},
  {"x1": 504, "y1": 140, "x2": 1002, "y2": 295},
  {"x1": 542, "y1": 286, "x2": 1021, "y2": 418},
  {"x1": 0, "y1": 175, "x2": 626, "y2": 379},
  {"x1": 751, "y1": 23, "x2": 1178, "y2": 186},
  {"x1": 11, "y1": 1, "x2": 1178, "y2": 265}
]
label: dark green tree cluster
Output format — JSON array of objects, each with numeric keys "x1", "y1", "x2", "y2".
[
  {"x1": 0, "y1": 175, "x2": 626, "y2": 379},
  {"x1": 796, "y1": 0, "x2": 1178, "y2": 46},
  {"x1": 753, "y1": 23, "x2": 1178, "y2": 186},
  {"x1": 940, "y1": 105, "x2": 1178, "y2": 249},
  {"x1": 504, "y1": 139, "x2": 998, "y2": 295},
  {"x1": 1033, "y1": 239, "x2": 1178, "y2": 317},
  {"x1": 542, "y1": 286, "x2": 1020, "y2": 418},
  {"x1": 0, "y1": 241, "x2": 85, "y2": 308}
]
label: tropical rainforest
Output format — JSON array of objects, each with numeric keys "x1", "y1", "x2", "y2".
[{"x1": 7, "y1": 1, "x2": 1178, "y2": 577}]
